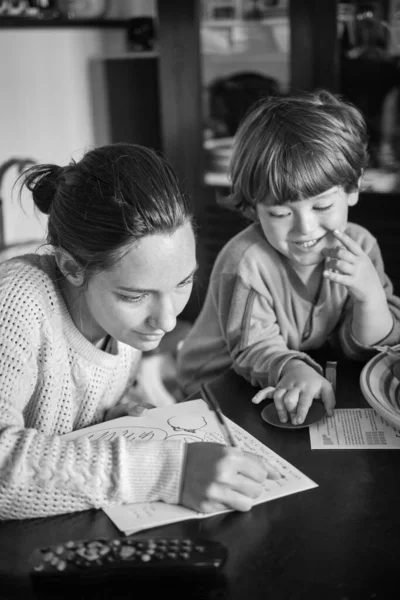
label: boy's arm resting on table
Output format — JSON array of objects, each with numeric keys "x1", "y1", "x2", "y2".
[
  {"x1": 0, "y1": 336, "x2": 185, "y2": 521},
  {"x1": 214, "y1": 278, "x2": 334, "y2": 424},
  {"x1": 217, "y1": 279, "x2": 323, "y2": 389}
]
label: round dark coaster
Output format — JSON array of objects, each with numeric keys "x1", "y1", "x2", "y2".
[{"x1": 261, "y1": 401, "x2": 327, "y2": 429}]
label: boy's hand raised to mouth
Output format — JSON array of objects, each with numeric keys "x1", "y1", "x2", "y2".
[
  {"x1": 322, "y1": 229, "x2": 385, "y2": 305},
  {"x1": 322, "y1": 229, "x2": 394, "y2": 346}
]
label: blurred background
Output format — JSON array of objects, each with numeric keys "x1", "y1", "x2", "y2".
[{"x1": 1, "y1": 0, "x2": 400, "y2": 322}]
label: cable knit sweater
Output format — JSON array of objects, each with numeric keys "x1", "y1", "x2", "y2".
[{"x1": 0, "y1": 254, "x2": 186, "y2": 520}]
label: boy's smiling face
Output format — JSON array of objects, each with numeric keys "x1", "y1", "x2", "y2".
[{"x1": 256, "y1": 186, "x2": 359, "y2": 268}]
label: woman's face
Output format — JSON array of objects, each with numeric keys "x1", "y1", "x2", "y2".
[{"x1": 77, "y1": 222, "x2": 197, "y2": 351}]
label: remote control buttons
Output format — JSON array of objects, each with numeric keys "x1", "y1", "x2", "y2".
[{"x1": 31, "y1": 537, "x2": 227, "y2": 576}]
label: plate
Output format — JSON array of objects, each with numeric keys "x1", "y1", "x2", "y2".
[
  {"x1": 261, "y1": 401, "x2": 326, "y2": 429},
  {"x1": 360, "y1": 351, "x2": 400, "y2": 430}
]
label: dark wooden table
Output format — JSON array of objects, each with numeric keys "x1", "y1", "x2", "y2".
[{"x1": 1, "y1": 360, "x2": 399, "y2": 599}]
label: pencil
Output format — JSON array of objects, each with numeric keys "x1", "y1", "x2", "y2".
[{"x1": 200, "y1": 383, "x2": 238, "y2": 447}]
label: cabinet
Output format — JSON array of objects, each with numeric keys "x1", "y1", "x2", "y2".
[{"x1": 0, "y1": 1, "x2": 361, "y2": 319}]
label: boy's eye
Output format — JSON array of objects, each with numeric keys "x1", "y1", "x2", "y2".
[
  {"x1": 269, "y1": 211, "x2": 291, "y2": 219},
  {"x1": 314, "y1": 203, "x2": 333, "y2": 212}
]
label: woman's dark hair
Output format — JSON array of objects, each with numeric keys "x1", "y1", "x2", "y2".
[
  {"x1": 225, "y1": 90, "x2": 369, "y2": 220},
  {"x1": 20, "y1": 143, "x2": 193, "y2": 276}
]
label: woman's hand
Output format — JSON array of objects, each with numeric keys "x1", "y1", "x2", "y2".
[
  {"x1": 104, "y1": 386, "x2": 155, "y2": 420},
  {"x1": 181, "y1": 442, "x2": 281, "y2": 513},
  {"x1": 252, "y1": 360, "x2": 335, "y2": 425}
]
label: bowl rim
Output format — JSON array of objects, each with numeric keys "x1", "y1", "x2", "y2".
[{"x1": 360, "y1": 351, "x2": 400, "y2": 429}]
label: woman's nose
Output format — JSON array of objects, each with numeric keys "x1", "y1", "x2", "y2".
[{"x1": 148, "y1": 297, "x2": 177, "y2": 333}]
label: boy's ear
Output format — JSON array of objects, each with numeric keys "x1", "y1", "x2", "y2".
[
  {"x1": 347, "y1": 189, "x2": 359, "y2": 207},
  {"x1": 347, "y1": 176, "x2": 362, "y2": 207},
  {"x1": 54, "y1": 247, "x2": 85, "y2": 287}
]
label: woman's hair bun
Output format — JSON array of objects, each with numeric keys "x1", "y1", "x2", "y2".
[{"x1": 22, "y1": 164, "x2": 63, "y2": 215}]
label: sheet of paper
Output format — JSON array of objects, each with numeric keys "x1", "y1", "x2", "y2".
[
  {"x1": 63, "y1": 400, "x2": 317, "y2": 534},
  {"x1": 63, "y1": 399, "x2": 222, "y2": 444},
  {"x1": 309, "y1": 408, "x2": 400, "y2": 449},
  {"x1": 104, "y1": 416, "x2": 318, "y2": 535}
]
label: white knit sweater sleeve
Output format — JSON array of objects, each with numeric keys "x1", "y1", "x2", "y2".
[{"x1": 0, "y1": 257, "x2": 187, "y2": 520}]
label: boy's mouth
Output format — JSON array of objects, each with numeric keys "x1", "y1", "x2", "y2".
[{"x1": 292, "y1": 235, "x2": 324, "y2": 249}]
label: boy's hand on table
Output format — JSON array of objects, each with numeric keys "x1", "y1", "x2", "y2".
[
  {"x1": 252, "y1": 361, "x2": 335, "y2": 426},
  {"x1": 181, "y1": 442, "x2": 281, "y2": 514}
]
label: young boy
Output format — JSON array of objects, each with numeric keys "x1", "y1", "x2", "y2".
[{"x1": 177, "y1": 90, "x2": 400, "y2": 425}]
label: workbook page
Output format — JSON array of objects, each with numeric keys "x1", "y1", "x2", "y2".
[{"x1": 63, "y1": 400, "x2": 317, "y2": 535}]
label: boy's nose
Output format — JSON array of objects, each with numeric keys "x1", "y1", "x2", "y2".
[{"x1": 295, "y1": 213, "x2": 317, "y2": 234}]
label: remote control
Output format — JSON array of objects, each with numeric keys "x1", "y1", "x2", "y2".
[{"x1": 30, "y1": 537, "x2": 227, "y2": 585}]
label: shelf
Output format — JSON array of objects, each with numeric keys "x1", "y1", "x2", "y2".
[
  {"x1": 0, "y1": 16, "x2": 128, "y2": 28},
  {"x1": 204, "y1": 168, "x2": 400, "y2": 194}
]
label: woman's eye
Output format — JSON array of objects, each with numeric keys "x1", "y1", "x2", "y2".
[
  {"x1": 118, "y1": 294, "x2": 147, "y2": 304},
  {"x1": 314, "y1": 204, "x2": 333, "y2": 212},
  {"x1": 177, "y1": 276, "x2": 194, "y2": 289}
]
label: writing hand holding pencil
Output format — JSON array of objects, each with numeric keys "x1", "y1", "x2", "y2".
[{"x1": 178, "y1": 384, "x2": 281, "y2": 514}]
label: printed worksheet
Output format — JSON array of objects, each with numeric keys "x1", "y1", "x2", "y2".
[
  {"x1": 63, "y1": 399, "x2": 317, "y2": 534},
  {"x1": 309, "y1": 408, "x2": 400, "y2": 449}
]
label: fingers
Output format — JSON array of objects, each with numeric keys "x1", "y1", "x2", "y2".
[
  {"x1": 199, "y1": 454, "x2": 281, "y2": 513},
  {"x1": 240, "y1": 452, "x2": 281, "y2": 481},
  {"x1": 181, "y1": 443, "x2": 281, "y2": 514},
  {"x1": 253, "y1": 385, "x2": 309, "y2": 424},
  {"x1": 263, "y1": 462, "x2": 282, "y2": 481},
  {"x1": 252, "y1": 386, "x2": 275, "y2": 404},
  {"x1": 199, "y1": 488, "x2": 254, "y2": 513},
  {"x1": 331, "y1": 229, "x2": 363, "y2": 254},
  {"x1": 267, "y1": 385, "x2": 332, "y2": 425},
  {"x1": 324, "y1": 245, "x2": 355, "y2": 265},
  {"x1": 231, "y1": 473, "x2": 265, "y2": 500},
  {"x1": 280, "y1": 388, "x2": 299, "y2": 413},
  {"x1": 197, "y1": 500, "x2": 229, "y2": 514},
  {"x1": 273, "y1": 387, "x2": 299, "y2": 424},
  {"x1": 330, "y1": 260, "x2": 354, "y2": 276},
  {"x1": 294, "y1": 392, "x2": 314, "y2": 425},
  {"x1": 323, "y1": 268, "x2": 352, "y2": 285},
  {"x1": 274, "y1": 389, "x2": 312, "y2": 425},
  {"x1": 237, "y1": 452, "x2": 268, "y2": 482},
  {"x1": 103, "y1": 404, "x2": 129, "y2": 420},
  {"x1": 324, "y1": 245, "x2": 356, "y2": 279},
  {"x1": 320, "y1": 382, "x2": 336, "y2": 417},
  {"x1": 126, "y1": 404, "x2": 148, "y2": 416}
]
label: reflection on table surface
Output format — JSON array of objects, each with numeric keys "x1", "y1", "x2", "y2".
[{"x1": 0, "y1": 359, "x2": 399, "y2": 600}]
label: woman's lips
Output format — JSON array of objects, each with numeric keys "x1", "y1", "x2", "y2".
[{"x1": 135, "y1": 332, "x2": 164, "y2": 341}]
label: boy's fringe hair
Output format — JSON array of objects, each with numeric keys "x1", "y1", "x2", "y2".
[{"x1": 222, "y1": 90, "x2": 369, "y2": 220}]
